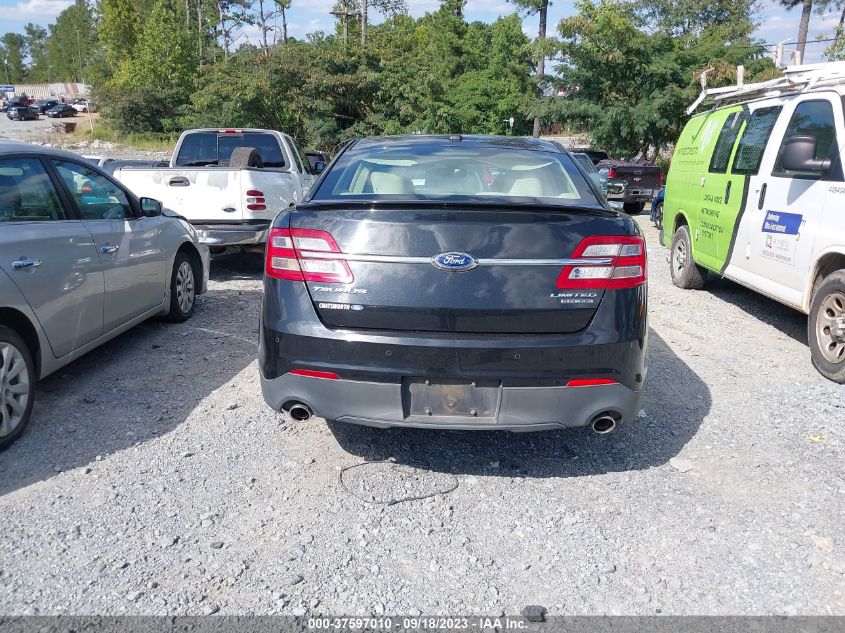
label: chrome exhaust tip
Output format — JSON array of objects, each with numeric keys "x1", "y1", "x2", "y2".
[
  {"x1": 285, "y1": 402, "x2": 313, "y2": 422},
  {"x1": 591, "y1": 414, "x2": 618, "y2": 435}
]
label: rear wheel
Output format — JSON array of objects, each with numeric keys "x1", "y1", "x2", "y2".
[
  {"x1": 809, "y1": 271, "x2": 845, "y2": 383},
  {"x1": 653, "y1": 202, "x2": 663, "y2": 230},
  {"x1": 623, "y1": 201, "x2": 645, "y2": 214},
  {"x1": 670, "y1": 225, "x2": 707, "y2": 290},
  {"x1": 165, "y1": 252, "x2": 198, "y2": 323},
  {"x1": 0, "y1": 326, "x2": 35, "y2": 451}
]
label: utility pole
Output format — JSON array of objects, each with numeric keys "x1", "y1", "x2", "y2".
[
  {"x1": 360, "y1": 0, "x2": 367, "y2": 47},
  {"x1": 75, "y1": 28, "x2": 84, "y2": 85}
]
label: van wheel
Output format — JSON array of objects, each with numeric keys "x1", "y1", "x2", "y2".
[
  {"x1": 653, "y1": 202, "x2": 663, "y2": 230},
  {"x1": 809, "y1": 271, "x2": 845, "y2": 383},
  {"x1": 670, "y1": 225, "x2": 707, "y2": 290},
  {"x1": 0, "y1": 326, "x2": 35, "y2": 451},
  {"x1": 165, "y1": 252, "x2": 197, "y2": 323}
]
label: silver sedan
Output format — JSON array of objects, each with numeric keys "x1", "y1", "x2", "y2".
[{"x1": 0, "y1": 140, "x2": 210, "y2": 449}]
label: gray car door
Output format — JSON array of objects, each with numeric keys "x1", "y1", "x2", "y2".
[
  {"x1": 0, "y1": 156, "x2": 104, "y2": 357},
  {"x1": 49, "y1": 159, "x2": 168, "y2": 331}
]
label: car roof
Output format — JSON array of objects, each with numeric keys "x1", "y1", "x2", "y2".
[
  {"x1": 349, "y1": 134, "x2": 566, "y2": 153},
  {"x1": 0, "y1": 140, "x2": 98, "y2": 162}
]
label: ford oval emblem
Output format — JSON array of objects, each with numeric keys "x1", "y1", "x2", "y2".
[{"x1": 432, "y1": 252, "x2": 478, "y2": 271}]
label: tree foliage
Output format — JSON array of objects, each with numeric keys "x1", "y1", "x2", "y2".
[
  {"x1": 540, "y1": 0, "x2": 771, "y2": 158},
  {"x1": 2, "y1": 0, "x2": 764, "y2": 158}
]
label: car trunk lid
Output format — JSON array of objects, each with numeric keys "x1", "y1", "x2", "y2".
[{"x1": 270, "y1": 205, "x2": 643, "y2": 334}]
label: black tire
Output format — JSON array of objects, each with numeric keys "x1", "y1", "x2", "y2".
[
  {"x1": 0, "y1": 325, "x2": 36, "y2": 451},
  {"x1": 165, "y1": 251, "x2": 198, "y2": 323},
  {"x1": 623, "y1": 201, "x2": 645, "y2": 214},
  {"x1": 228, "y1": 147, "x2": 264, "y2": 169},
  {"x1": 808, "y1": 270, "x2": 845, "y2": 383},
  {"x1": 654, "y1": 202, "x2": 663, "y2": 230},
  {"x1": 669, "y1": 225, "x2": 707, "y2": 290}
]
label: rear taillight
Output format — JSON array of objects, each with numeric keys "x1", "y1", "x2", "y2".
[
  {"x1": 556, "y1": 235, "x2": 646, "y2": 290},
  {"x1": 567, "y1": 378, "x2": 618, "y2": 387},
  {"x1": 607, "y1": 167, "x2": 616, "y2": 179},
  {"x1": 657, "y1": 171, "x2": 664, "y2": 188},
  {"x1": 246, "y1": 189, "x2": 266, "y2": 211},
  {"x1": 289, "y1": 369, "x2": 339, "y2": 380},
  {"x1": 265, "y1": 227, "x2": 353, "y2": 284}
]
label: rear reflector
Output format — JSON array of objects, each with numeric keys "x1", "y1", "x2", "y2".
[
  {"x1": 266, "y1": 227, "x2": 353, "y2": 284},
  {"x1": 566, "y1": 378, "x2": 618, "y2": 387},
  {"x1": 289, "y1": 369, "x2": 340, "y2": 380},
  {"x1": 557, "y1": 235, "x2": 646, "y2": 290}
]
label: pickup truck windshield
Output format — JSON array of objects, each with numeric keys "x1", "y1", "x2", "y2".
[
  {"x1": 312, "y1": 143, "x2": 601, "y2": 207},
  {"x1": 175, "y1": 132, "x2": 287, "y2": 168}
]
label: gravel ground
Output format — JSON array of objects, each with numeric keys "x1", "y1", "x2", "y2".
[
  {"x1": 0, "y1": 129, "x2": 842, "y2": 615},
  {"x1": 0, "y1": 113, "x2": 170, "y2": 162}
]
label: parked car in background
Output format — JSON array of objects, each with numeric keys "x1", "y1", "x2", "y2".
[
  {"x1": 71, "y1": 99, "x2": 90, "y2": 113},
  {"x1": 32, "y1": 99, "x2": 59, "y2": 114},
  {"x1": 0, "y1": 140, "x2": 210, "y2": 449},
  {"x1": 45, "y1": 104, "x2": 77, "y2": 118},
  {"x1": 572, "y1": 152, "x2": 627, "y2": 211},
  {"x1": 305, "y1": 151, "x2": 328, "y2": 173},
  {"x1": 260, "y1": 135, "x2": 647, "y2": 434},
  {"x1": 6, "y1": 106, "x2": 38, "y2": 121},
  {"x1": 1, "y1": 98, "x2": 29, "y2": 113},
  {"x1": 598, "y1": 159, "x2": 663, "y2": 214},
  {"x1": 650, "y1": 186, "x2": 664, "y2": 230},
  {"x1": 570, "y1": 147, "x2": 610, "y2": 165},
  {"x1": 664, "y1": 68, "x2": 845, "y2": 382},
  {"x1": 113, "y1": 128, "x2": 318, "y2": 251}
]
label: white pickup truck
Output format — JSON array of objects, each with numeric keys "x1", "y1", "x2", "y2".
[{"x1": 112, "y1": 128, "x2": 325, "y2": 249}]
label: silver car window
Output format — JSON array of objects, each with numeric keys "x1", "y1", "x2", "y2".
[
  {"x1": 0, "y1": 157, "x2": 67, "y2": 223},
  {"x1": 51, "y1": 160, "x2": 134, "y2": 221}
]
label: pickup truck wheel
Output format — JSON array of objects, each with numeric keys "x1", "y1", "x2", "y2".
[
  {"x1": 623, "y1": 201, "x2": 645, "y2": 214},
  {"x1": 165, "y1": 252, "x2": 197, "y2": 323},
  {"x1": 229, "y1": 147, "x2": 264, "y2": 169},
  {"x1": 0, "y1": 326, "x2": 35, "y2": 451},
  {"x1": 670, "y1": 225, "x2": 707, "y2": 290},
  {"x1": 809, "y1": 271, "x2": 845, "y2": 383}
]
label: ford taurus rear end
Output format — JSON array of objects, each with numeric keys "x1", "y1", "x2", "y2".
[{"x1": 259, "y1": 135, "x2": 647, "y2": 432}]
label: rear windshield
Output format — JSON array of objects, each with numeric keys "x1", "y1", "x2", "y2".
[
  {"x1": 312, "y1": 141, "x2": 602, "y2": 207},
  {"x1": 175, "y1": 132, "x2": 286, "y2": 168}
]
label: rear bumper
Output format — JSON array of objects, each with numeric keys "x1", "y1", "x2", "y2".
[
  {"x1": 194, "y1": 223, "x2": 269, "y2": 247},
  {"x1": 261, "y1": 372, "x2": 643, "y2": 431}
]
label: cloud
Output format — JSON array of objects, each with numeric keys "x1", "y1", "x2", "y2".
[{"x1": 0, "y1": 0, "x2": 71, "y2": 20}]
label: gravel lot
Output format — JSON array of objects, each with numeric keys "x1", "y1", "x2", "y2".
[{"x1": 0, "y1": 132, "x2": 842, "y2": 616}]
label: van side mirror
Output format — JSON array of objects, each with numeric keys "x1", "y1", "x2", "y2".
[
  {"x1": 140, "y1": 197, "x2": 163, "y2": 217},
  {"x1": 313, "y1": 161, "x2": 326, "y2": 174},
  {"x1": 781, "y1": 136, "x2": 831, "y2": 173}
]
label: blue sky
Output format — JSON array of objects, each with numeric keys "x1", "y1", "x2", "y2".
[{"x1": 0, "y1": 0, "x2": 840, "y2": 64}]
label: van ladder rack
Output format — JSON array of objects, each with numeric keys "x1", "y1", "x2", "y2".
[{"x1": 687, "y1": 61, "x2": 845, "y2": 115}]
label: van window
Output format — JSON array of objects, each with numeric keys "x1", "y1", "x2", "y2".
[
  {"x1": 773, "y1": 100, "x2": 841, "y2": 180},
  {"x1": 731, "y1": 106, "x2": 782, "y2": 175},
  {"x1": 709, "y1": 111, "x2": 747, "y2": 173}
]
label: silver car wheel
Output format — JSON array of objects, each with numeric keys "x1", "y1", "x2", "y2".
[
  {"x1": 672, "y1": 237, "x2": 687, "y2": 278},
  {"x1": 176, "y1": 260, "x2": 195, "y2": 314},
  {"x1": 0, "y1": 342, "x2": 30, "y2": 438},
  {"x1": 815, "y1": 290, "x2": 845, "y2": 364}
]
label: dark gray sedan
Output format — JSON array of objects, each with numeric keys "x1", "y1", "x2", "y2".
[{"x1": 0, "y1": 141, "x2": 210, "y2": 449}]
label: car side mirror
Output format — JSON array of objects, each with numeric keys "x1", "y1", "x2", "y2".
[
  {"x1": 781, "y1": 136, "x2": 831, "y2": 173},
  {"x1": 140, "y1": 197, "x2": 163, "y2": 217},
  {"x1": 313, "y1": 161, "x2": 326, "y2": 174}
]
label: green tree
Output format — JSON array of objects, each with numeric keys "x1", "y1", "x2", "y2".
[
  {"x1": 544, "y1": 0, "x2": 770, "y2": 158},
  {"x1": 44, "y1": 0, "x2": 97, "y2": 82},
  {"x1": 24, "y1": 24, "x2": 49, "y2": 81},
  {"x1": 782, "y1": 0, "x2": 814, "y2": 62},
  {"x1": 0, "y1": 33, "x2": 26, "y2": 83},
  {"x1": 99, "y1": 0, "x2": 142, "y2": 69},
  {"x1": 508, "y1": 0, "x2": 551, "y2": 137}
]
